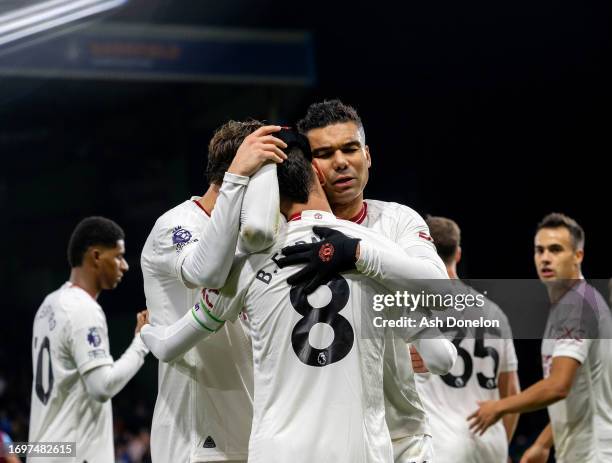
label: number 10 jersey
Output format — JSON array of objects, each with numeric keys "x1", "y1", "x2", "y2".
[{"x1": 29, "y1": 283, "x2": 114, "y2": 462}]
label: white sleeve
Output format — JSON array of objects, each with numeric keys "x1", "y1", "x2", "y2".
[
  {"x1": 501, "y1": 337, "x2": 519, "y2": 372},
  {"x1": 356, "y1": 238, "x2": 447, "y2": 289},
  {"x1": 180, "y1": 172, "x2": 249, "y2": 288},
  {"x1": 411, "y1": 337, "x2": 457, "y2": 375},
  {"x1": 70, "y1": 305, "x2": 113, "y2": 375},
  {"x1": 207, "y1": 258, "x2": 251, "y2": 323},
  {"x1": 82, "y1": 335, "x2": 149, "y2": 402},
  {"x1": 140, "y1": 291, "x2": 226, "y2": 362},
  {"x1": 355, "y1": 208, "x2": 448, "y2": 293},
  {"x1": 499, "y1": 312, "x2": 519, "y2": 372},
  {"x1": 396, "y1": 209, "x2": 448, "y2": 276},
  {"x1": 239, "y1": 163, "x2": 281, "y2": 253},
  {"x1": 552, "y1": 338, "x2": 592, "y2": 364}
]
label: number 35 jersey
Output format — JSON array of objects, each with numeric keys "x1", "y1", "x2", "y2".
[
  {"x1": 207, "y1": 210, "x2": 424, "y2": 463},
  {"x1": 29, "y1": 282, "x2": 114, "y2": 462},
  {"x1": 414, "y1": 281, "x2": 518, "y2": 463}
]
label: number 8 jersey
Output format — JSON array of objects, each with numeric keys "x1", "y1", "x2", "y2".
[
  {"x1": 29, "y1": 282, "x2": 114, "y2": 462},
  {"x1": 207, "y1": 210, "x2": 427, "y2": 463}
]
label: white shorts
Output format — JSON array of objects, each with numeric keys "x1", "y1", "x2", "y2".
[{"x1": 392, "y1": 434, "x2": 434, "y2": 463}]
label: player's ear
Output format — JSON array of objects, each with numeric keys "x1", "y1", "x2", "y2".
[
  {"x1": 89, "y1": 247, "x2": 102, "y2": 267},
  {"x1": 574, "y1": 247, "x2": 584, "y2": 266},
  {"x1": 365, "y1": 145, "x2": 372, "y2": 168},
  {"x1": 312, "y1": 161, "x2": 326, "y2": 186},
  {"x1": 455, "y1": 246, "x2": 462, "y2": 264}
]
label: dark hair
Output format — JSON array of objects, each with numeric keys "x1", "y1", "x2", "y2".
[
  {"x1": 67, "y1": 216, "x2": 125, "y2": 268},
  {"x1": 297, "y1": 99, "x2": 365, "y2": 140},
  {"x1": 206, "y1": 120, "x2": 263, "y2": 185},
  {"x1": 425, "y1": 216, "x2": 461, "y2": 265},
  {"x1": 536, "y1": 212, "x2": 585, "y2": 250},
  {"x1": 277, "y1": 145, "x2": 315, "y2": 204}
]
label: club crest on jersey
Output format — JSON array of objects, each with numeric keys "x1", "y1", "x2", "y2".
[
  {"x1": 87, "y1": 327, "x2": 102, "y2": 347},
  {"x1": 317, "y1": 352, "x2": 327, "y2": 365},
  {"x1": 319, "y1": 243, "x2": 334, "y2": 262}
]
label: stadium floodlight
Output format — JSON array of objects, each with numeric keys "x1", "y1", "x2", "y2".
[{"x1": 0, "y1": 0, "x2": 128, "y2": 47}]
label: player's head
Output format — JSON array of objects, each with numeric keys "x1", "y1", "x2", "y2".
[
  {"x1": 534, "y1": 212, "x2": 584, "y2": 281},
  {"x1": 67, "y1": 216, "x2": 128, "y2": 289},
  {"x1": 276, "y1": 129, "x2": 318, "y2": 210},
  {"x1": 206, "y1": 119, "x2": 264, "y2": 185},
  {"x1": 297, "y1": 100, "x2": 371, "y2": 209},
  {"x1": 426, "y1": 216, "x2": 461, "y2": 277}
]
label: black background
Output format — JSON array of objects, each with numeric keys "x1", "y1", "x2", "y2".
[{"x1": 1, "y1": 0, "x2": 610, "y2": 460}]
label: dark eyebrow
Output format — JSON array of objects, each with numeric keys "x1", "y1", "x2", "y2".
[
  {"x1": 312, "y1": 146, "x2": 333, "y2": 157},
  {"x1": 343, "y1": 140, "x2": 362, "y2": 148},
  {"x1": 312, "y1": 139, "x2": 362, "y2": 157}
]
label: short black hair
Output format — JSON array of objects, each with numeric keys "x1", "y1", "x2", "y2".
[
  {"x1": 67, "y1": 216, "x2": 125, "y2": 268},
  {"x1": 536, "y1": 212, "x2": 585, "y2": 250},
  {"x1": 277, "y1": 144, "x2": 315, "y2": 204},
  {"x1": 297, "y1": 99, "x2": 364, "y2": 140},
  {"x1": 206, "y1": 120, "x2": 263, "y2": 185},
  {"x1": 425, "y1": 216, "x2": 461, "y2": 265}
]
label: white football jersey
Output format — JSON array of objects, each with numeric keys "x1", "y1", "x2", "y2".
[
  {"x1": 541, "y1": 280, "x2": 612, "y2": 462},
  {"x1": 208, "y1": 210, "x2": 430, "y2": 463},
  {"x1": 358, "y1": 199, "x2": 447, "y2": 440},
  {"x1": 29, "y1": 282, "x2": 114, "y2": 462},
  {"x1": 415, "y1": 281, "x2": 518, "y2": 462},
  {"x1": 141, "y1": 198, "x2": 253, "y2": 463}
]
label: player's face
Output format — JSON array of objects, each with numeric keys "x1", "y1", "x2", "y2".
[
  {"x1": 306, "y1": 122, "x2": 371, "y2": 208},
  {"x1": 99, "y1": 240, "x2": 129, "y2": 289},
  {"x1": 534, "y1": 227, "x2": 582, "y2": 281}
]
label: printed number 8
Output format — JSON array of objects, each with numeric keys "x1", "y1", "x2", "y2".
[{"x1": 290, "y1": 274, "x2": 354, "y2": 367}]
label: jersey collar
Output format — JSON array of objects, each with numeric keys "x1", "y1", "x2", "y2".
[
  {"x1": 348, "y1": 201, "x2": 367, "y2": 224},
  {"x1": 191, "y1": 197, "x2": 211, "y2": 217}
]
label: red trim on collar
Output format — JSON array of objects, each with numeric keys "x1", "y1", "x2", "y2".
[
  {"x1": 193, "y1": 200, "x2": 211, "y2": 217},
  {"x1": 288, "y1": 212, "x2": 302, "y2": 222},
  {"x1": 348, "y1": 202, "x2": 367, "y2": 224}
]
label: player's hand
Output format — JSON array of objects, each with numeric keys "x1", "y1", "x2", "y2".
[
  {"x1": 467, "y1": 400, "x2": 503, "y2": 435},
  {"x1": 410, "y1": 345, "x2": 429, "y2": 373},
  {"x1": 135, "y1": 309, "x2": 149, "y2": 335},
  {"x1": 227, "y1": 125, "x2": 287, "y2": 177},
  {"x1": 276, "y1": 226, "x2": 361, "y2": 294},
  {"x1": 519, "y1": 443, "x2": 550, "y2": 463}
]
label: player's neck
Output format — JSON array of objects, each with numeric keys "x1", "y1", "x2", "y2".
[
  {"x1": 332, "y1": 195, "x2": 364, "y2": 220},
  {"x1": 282, "y1": 189, "x2": 332, "y2": 220},
  {"x1": 198, "y1": 183, "x2": 220, "y2": 215},
  {"x1": 69, "y1": 268, "x2": 100, "y2": 300},
  {"x1": 446, "y1": 265, "x2": 458, "y2": 279}
]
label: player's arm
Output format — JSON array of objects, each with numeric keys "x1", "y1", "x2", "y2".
[
  {"x1": 141, "y1": 257, "x2": 250, "y2": 361},
  {"x1": 239, "y1": 163, "x2": 281, "y2": 253},
  {"x1": 410, "y1": 336, "x2": 457, "y2": 375},
  {"x1": 357, "y1": 237, "x2": 447, "y2": 287},
  {"x1": 519, "y1": 423, "x2": 553, "y2": 463},
  {"x1": 498, "y1": 370, "x2": 521, "y2": 441},
  {"x1": 179, "y1": 126, "x2": 286, "y2": 289},
  {"x1": 468, "y1": 356, "x2": 580, "y2": 435},
  {"x1": 276, "y1": 226, "x2": 446, "y2": 294},
  {"x1": 80, "y1": 311, "x2": 150, "y2": 403},
  {"x1": 140, "y1": 290, "x2": 230, "y2": 362}
]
